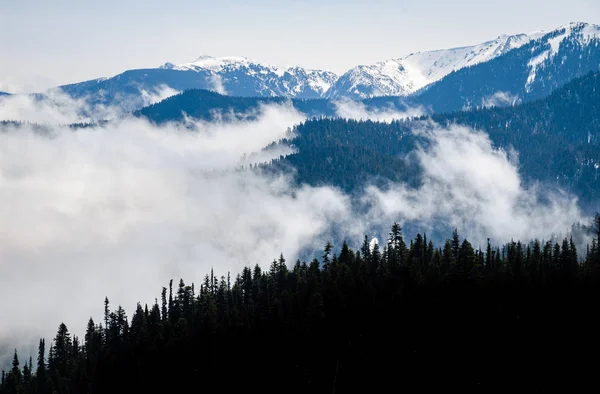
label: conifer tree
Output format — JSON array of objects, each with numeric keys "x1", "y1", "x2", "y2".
[{"x1": 36, "y1": 339, "x2": 46, "y2": 394}]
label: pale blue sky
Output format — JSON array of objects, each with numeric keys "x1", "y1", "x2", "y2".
[{"x1": 0, "y1": 0, "x2": 598, "y2": 92}]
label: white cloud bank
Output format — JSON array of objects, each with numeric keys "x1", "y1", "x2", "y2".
[
  {"x1": 0, "y1": 102, "x2": 356, "y2": 363},
  {"x1": 481, "y1": 91, "x2": 519, "y2": 108},
  {"x1": 333, "y1": 97, "x2": 425, "y2": 122},
  {"x1": 0, "y1": 96, "x2": 587, "y2": 366},
  {"x1": 363, "y1": 122, "x2": 585, "y2": 247},
  {"x1": 0, "y1": 84, "x2": 179, "y2": 124}
]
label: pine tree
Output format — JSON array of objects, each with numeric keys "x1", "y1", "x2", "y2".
[
  {"x1": 104, "y1": 297, "x2": 110, "y2": 337},
  {"x1": 10, "y1": 350, "x2": 22, "y2": 393},
  {"x1": 485, "y1": 238, "x2": 492, "y2": 270},
  {"x1": 36, "y1": 339, "x2": 47, "y2": 394},
  {"x1": 441, "y1": 239, "x2": 454, "y2": 275},
  {"x1": 322, "y1": 242, "x2": 333, "y2": 271},
  {"x1": 451, "y1": 229, "x2": 461, "y2": 263},
  {"x1": 22, "y1": 357, "x2": 32, "y2": 394},
  {"x1": 512, "y1": 241, "x2": 523, "y2": 278},
  {"x1": 456, "y1": 239, "x2": 475, "y2": 280},
  {"x1": 51, "y1": 323, "x2": 72, "y2": 378},
  {"x1": 161, "y1": 286, "x2": 168, "y2": 322},
  {"x1": 361, "y1": 235, "x2": 371, "y2": 261}
]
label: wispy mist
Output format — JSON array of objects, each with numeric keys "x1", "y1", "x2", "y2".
[
  {"x1": 0, "y1": 96, "x2": 588, "y2": 366},
  {"x1": 0, "y1": 85, "x2": 179, "y2": 124},
  {"x1": 481, "y1": 91, "x2": 519, "y2": 108},
  {"x1": 139, "y1": 85, "x2": 180, "y2": 108},
  {"x1": 208, "y1": 74, "x2": 227, "y2": 95},
  {"x1": 0, "y1": 101, "x2": 358, "y2": 364},
  {"x1": 333, "y1": 97, "x2": 425, "y2": 122},
  {"x1": 364, "y1": 122, "x2": 585, "y2": 247},
  {"x1": 0, "y1": 89, "x2": 95, "y2": 124}
]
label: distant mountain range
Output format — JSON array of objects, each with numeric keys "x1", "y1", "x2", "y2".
[
  {"x1": 46, "y1": 22, "x2": 599, "y2": 113},
  {"x1": 1, "y1": 21, "x2": 598, "y2": 119},
  {"x1": 58, "y1": 55, "x2": 338, "y2": 111},
  {"x1": 162, "y1": 55, "x2": 338, "y2": 98}
]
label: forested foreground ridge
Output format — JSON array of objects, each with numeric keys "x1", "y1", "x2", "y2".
[{"x1": 2, "y1": 219, "x2": 600, "y2": 393}]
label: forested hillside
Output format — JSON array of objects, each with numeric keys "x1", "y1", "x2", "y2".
[
  {"x1": 134, "y1": 89, "x2": 334, "y2": 123},
  {"x1": 2, "y1": 220, "x2": 600, "y2": 393},
  {"x1": 263, "y1": 72, "x2": 600, "y2": 209},
  {"x1": 263, "y1": 118, "x2": 419, "y2": 192},
  {"x1": 134, "y1": 89, "x2": 412, "y2": 124}
]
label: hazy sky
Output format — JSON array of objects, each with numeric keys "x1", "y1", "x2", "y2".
[{"x1": 1, "y1": 0, "x2": 598, "y2": 92}]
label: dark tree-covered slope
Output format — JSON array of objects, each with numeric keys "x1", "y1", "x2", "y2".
[
  {"x1": 134, "y1": 89, "x2": 412, "y2": 124},
  {"x1": 264, "y1": 72, "x2": 600, "y2": 210},
  {"x1": 2, "y1": 220, "x2": 600, "y2": 393},
  {"x1": 0, "y1": 219, "x2": 600, "y2": 394},
  {"x1": 134, "y1": 89, "x2": 336, "y2": 123},
  {"x1": 264, "y1": 118, "x2": 420, "y2": 192}
]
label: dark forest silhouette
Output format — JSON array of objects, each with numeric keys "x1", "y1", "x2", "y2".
[{"x1": 2, "y1": 217, "x2": 600, "y2": 393}]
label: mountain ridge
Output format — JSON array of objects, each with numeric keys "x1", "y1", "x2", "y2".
[
  {"x1": 412, "y1": 21, "x2": 600, "y2": 112},
  {"x1": 12, "y1": 21, "x2": 600, "y2": 114},
  {"x1": 160, "y1": 54, "x2": 338, "y2": 98},
  {"x1": 326, "y1": 32, "x2": 539, "y2": 99}
]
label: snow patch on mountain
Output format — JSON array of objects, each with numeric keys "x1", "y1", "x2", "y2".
[
  {"x1": 171, "y1": 54, "x2": 286, "y2": 77},
  {"x1": 526, "y1": 22, "x2": 600, "y2": 92}
]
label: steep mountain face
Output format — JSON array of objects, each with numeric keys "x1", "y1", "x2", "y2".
[
  {"x1": 326, "y1": 33, "x2": 539, "y2": 99},
  {"x1": 164, "y1": 55, "x2": 338, "y2": 99},
  {"x1": 413, "y1": 22, "x2": 600, "y2": 113}
]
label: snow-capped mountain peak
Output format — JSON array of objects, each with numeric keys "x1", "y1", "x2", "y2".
[
  {"x1": 327, "y1": 33, "x2": 539, "y2": 99},
  {"x1": 155, "y1": 22, "x2": 600, "y2": 101},
  {"x1": 159, "y1": 55, "x2": 338, "y2": 98},
  {"x1": 326, "y1": 23, "x2": 600, "y2": 100},
  {"x1": 167, "y1": 54, "x2": 260, "y2": 73}
]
